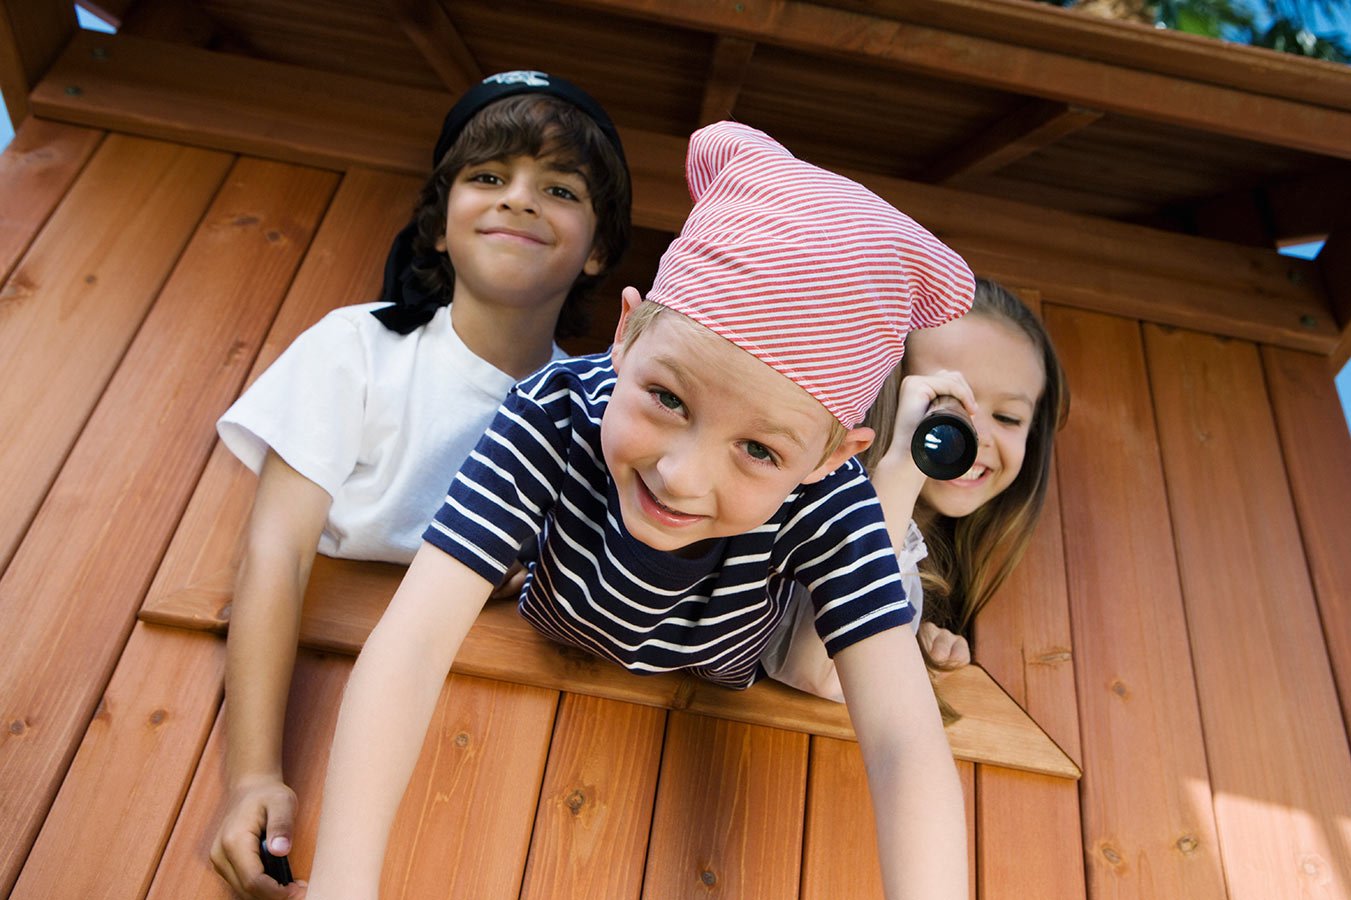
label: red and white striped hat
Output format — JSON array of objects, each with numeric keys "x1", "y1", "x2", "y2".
[{"x1": 648, "y1": 121, "x2": 975, "y2": 427}]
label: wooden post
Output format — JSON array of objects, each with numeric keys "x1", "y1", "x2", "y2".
[{"x1": 0, "y1": 0, "x2": 76, "y2": 128}]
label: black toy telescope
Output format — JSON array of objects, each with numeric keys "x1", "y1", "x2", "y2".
[{"x1": 910, "y1": 398, "x2": 977, "y2": 481}]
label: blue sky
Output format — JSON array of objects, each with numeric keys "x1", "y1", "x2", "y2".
[{"x1": 1, "y1": 6, "x2": 1349, "y2": 433}]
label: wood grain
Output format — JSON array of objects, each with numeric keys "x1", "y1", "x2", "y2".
[
  {"x1": 642, "y1": 712, "x2": 808, "y2": 900},
  {"x1": 1261, "y1": 346, "x2": 1351, "y2": 740},
  {"x1": 519, "y1": 694, "x2": 666, "y2": 900},
  {"x1": 0, "y1": 134, "x2": 231, "y2": 574},
  {"x1": 1045, "y1": 306, "x2": 1228, "y2": 899},
  {"x1": 0, "y1": 157, "x2": 334, "y2": 897},
  {"x1": 1145, "y1": 324, "x2": 1351, "y2": 899},
  {"x1": 0, "y1": 118, "x2": 101, "y2": 285},
  {"x1": 11, "y1": 624, "x2": 224, "y2": 900}
]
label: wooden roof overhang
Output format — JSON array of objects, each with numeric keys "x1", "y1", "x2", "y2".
[{"x1": 4, "y1": 0, "x2": 1349, "y2": 362}]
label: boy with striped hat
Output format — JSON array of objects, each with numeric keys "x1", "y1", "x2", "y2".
[{"x1": 306, "y1": 121, "x2": 975, "y2": 900}]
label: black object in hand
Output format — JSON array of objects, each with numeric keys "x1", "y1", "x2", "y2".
[
  {"x1": 911, "y1": 401, "x2": 977, "y2": 481},
  {"x1": 259, "y1": 833, "x2": 294, "y2": 886}
]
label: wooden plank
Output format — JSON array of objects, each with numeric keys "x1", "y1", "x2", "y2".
[
  {"x1": 1144, "y1": 323, "x2": 1351, "y2": 898},
  {"x1": 380, "y1": 676, "x2": 558, "y2": 898},
  {"x1": 147, "y1": 649, "x2": 353, "y2": 898},
  {"x1": 975, "y1": 769, "x2": 1083, "y2": 900},
  {"x1": 0, "y1": 135, "x2": 231, "y2": 575},
  {"x1": 519, "y1": 694, "x2": 666, "y2": 900},
  {"x1": 143, "y1": 558, "x2": 1079, "y2": 778},
  {"x1": 642, "y1": 712, "x2": 807, "y2": 899},
  {"x1": 0, "y1": 0, "x2": 76, "y2": 127},
  {"x1": 968, "y1": 289, "x2": 1085, "y2": 900},
  {"x1": 1044, "y1": 306, "x2": 1228, "y2": 898},
  {"x1": 0, "y1": 118, "x2": 101, "y2": 285},
  {"x1": 802, "y1": 737, "x2": 978, "y2": 899},
  {"x1": 33, "y1": 31, "x2": 444, "y2": 175},
  {"x1": 560, "y1": 0, "x2": 1351, "y2": 160},
  {"x1": 139, "y1": 166, "x2": 421, "y2": 624},
  {"x1": 11, "y1": 624, "x2": 224, "y2": 900},
  {"x1": 698, "y1": 35, "x2": 756, "y2": 126},
  {"x1": 1262, "y1": 345, "x2": 1351, "y2": 739},
  {"x1": 389, "y1": 0, "x2": 480, "y2": 95},
  {"x1": 0, "y1": 157, "x2": 335, "y2": 897},
  {"x1": 1321, "y1": 230, "x2": 1351, "y2": 370},
  {"x1": 28, "y1": 31, "x2": 1340, "y2": 353},
  {"x1": 927, "y1": 102, "x2": 1102, "y2": 185}
]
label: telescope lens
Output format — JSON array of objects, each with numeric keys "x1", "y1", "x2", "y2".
[
  {"x1": 910, "y1": 406, "x2": 977, "y2": 480},
  {"x1": 923, "y1": 423, "x2": 969, "y2": 466}
]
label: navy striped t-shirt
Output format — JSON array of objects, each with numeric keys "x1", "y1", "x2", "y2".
[{"x1": 423, "y1": 354, "x2": 913, "y2": 690}]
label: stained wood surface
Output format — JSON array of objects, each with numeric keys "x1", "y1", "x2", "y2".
[
  {"x1": 1046, "y1": 306, "x2": 1228, "y2": 899},
  {"x1": 143, "y1": 554, "x2": 1079, "y2": 778},
  {"x1": 0, "y1": 135, "x2": 231, "y2": 573},
  {"x1": 0, "y1": 156, "x2": 334, "y2": 897},
  {"x1": 0, "y1": 118, "x2": 100, "y2": 285},
  {"x1": 1144, "y1": 324, "x2": 1351, "y2": 898},
  {"x1": 140, "y1": 166, "x2": 421, "y2": 627},
  {"x1": 643, "y1": 713, "x2": 808, "y2": 899},
  {"x1": 11, "y1": 624, "x2": 224, "y2": 900},
  {"x1": 30, "y1": 30, "x2": 1339, "y2": 355},
  {"x1": 518, "y1": 694, "x2": 666, "y2": 900},
  {"x1": 1262, "y1": 346, "x2": 1351, "y2": 739}
]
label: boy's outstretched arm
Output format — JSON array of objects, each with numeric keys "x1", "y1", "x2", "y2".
[
  {"x1": 214, "y1": 451, "x2": 330, "y2": 899},
  {"x1": 304, "y1": 543, "x2": 494, "y2": 900},
  {"x1": 836, "y1": 626, "x2": 967, "y2": 900}
]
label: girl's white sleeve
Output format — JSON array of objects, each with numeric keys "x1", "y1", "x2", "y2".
[{"x1": 217, "y1": 312, "x2": 368, "y2": 499}]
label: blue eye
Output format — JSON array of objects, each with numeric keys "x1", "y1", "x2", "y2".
[
  {"x1": 744, "y1": 441, "x2": 779, "y2": 467},
  {"x1": 652, "y1": 389, "x2": 683, "y2": 412}
]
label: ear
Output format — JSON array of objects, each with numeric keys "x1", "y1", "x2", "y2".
[
  {"x1": 434, "y1": 234, "x2": 447, "y2": 254},
  {"x1": 609, "y1": 286, "x2": 645, "y2": 369},
  {"x1": 801, "y1": 426, "x2": 875, "y2": 484},
  {"x1": 582, "y1": 243, "x2": 605, "y2": 277}
]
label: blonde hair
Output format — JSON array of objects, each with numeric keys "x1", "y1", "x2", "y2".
[
  {"x1": 622, "y1": 300, "x2": 849, "y2": 465},
  {"x1": 862, "y1": 279, "x2": 1069, "y2": 719}
]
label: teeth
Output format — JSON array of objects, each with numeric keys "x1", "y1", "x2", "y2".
[{"x1": 958, "y1": 466, "x2": 987, "y2": 481}]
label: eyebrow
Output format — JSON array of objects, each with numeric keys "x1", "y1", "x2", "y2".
[{"x1": 652, "y1": 354, "x2": 808, "y2": 451}]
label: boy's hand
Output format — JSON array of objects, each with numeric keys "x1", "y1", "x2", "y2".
[
  {"x1": 212, "y1": 775, "x2": 306, "y2": 898},
  {"x1": 918, "y1": 622, "x2": 971, "y2": 668}
]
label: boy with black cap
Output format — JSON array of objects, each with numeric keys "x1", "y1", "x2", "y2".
[
  {"x1": 211, "y1": 71, "x2": 631, "y2": 899},
  {"x1": 306, "y1": 121, "x2": 975, "y2": 900}
]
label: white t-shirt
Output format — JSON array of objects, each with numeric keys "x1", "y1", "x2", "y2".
[{"x1": 218, "y1": 302, "x2": 562, "y2": 564}]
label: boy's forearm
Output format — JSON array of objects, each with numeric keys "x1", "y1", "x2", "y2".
[{"x1": 308, "y1": 544, "x2": 493, "y2": 897}]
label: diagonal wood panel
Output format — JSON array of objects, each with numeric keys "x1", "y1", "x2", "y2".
[
  {"x1": 1145, "y1": 324, "x2": 1351, "y2": 898},
  {"x1": 0, "y1": 156, "x2": 335, "y2": 897},
  {"x1": 11, "y1": 625, "x2": 224, "y2": 900},
  {"x1": 0, "y1": 135, "x2": 231, "y2": 575}
]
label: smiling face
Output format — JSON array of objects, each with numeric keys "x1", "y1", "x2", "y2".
[
  {"x1": 906, "y1": 313, "x2": 1046, "y2": 519},
  {"x1": 438, "y1": 153, "x2": 603, "y2": 314},
  {"x1": 602, "y1": 294, "x2": 872, "y2": 555}
]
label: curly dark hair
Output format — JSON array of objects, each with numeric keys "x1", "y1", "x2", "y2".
[{"x1": 407, "y1": 93, "x2": 632, "y2": 338}]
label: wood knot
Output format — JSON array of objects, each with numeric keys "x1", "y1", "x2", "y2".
[
  {"x1": 700, "y1": 869, "x2": 717, "y2": 886},
  {"x1": 1109, "y1": 679, "x2": 1129, "y2": 699},
  {"x1": 453, "y1": 731, "x2": 470, "y2": 748},
  {"x1": 1032, "y1": 648, "x2": 1072, "y2": 665},
  {"x1": 265, "y1": 230, "x2": 283, "y2": 243},
  {"x1": 148, "y1": 708, "x2": 167, "y2": 726},
  {"x1": 1099, "y1": 843, "x2": 1124, "y2": 867},
  {"x1": 83, "y1": 274, "x2": 97, "y2": 285},
  {"x1": 231, "y1": 215, "x2": 260, "y2": 227},
  {"x1": 565, "y1": 790, "x2": 586, "y2": 815},
  {"x1": 1175, "y1": 835, "x2": 1198, "y2": 854},
  {"x1": 9, "y1": 719, "x2": 27, "y2": 736}
]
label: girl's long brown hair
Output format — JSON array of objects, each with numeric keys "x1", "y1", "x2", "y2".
[{"x1": 861, "y1": 279, "x2": 1069, "y2": 719}]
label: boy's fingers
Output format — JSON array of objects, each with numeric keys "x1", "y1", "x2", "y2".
[
  {"x1": 264, "y1": 796, "x2": 296, "y2": 855},
  {"x1": 223, "y1": 828, "x2": 289, "y2": 900}
]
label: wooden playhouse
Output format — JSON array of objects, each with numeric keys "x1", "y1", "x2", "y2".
[{"x1": 1, "y1": 1, "x2": 1349, "y2": 897}]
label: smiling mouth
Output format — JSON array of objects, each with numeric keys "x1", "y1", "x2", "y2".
[
  {"x1": 481, "y1": 227, "x2": 546, "y2": 245},
  {"x1": 954, "y1": 465, "x2": 990, "y2": 483},
  {"x1": 637, "y1": 476, "x2": 704, "y2": 525}
]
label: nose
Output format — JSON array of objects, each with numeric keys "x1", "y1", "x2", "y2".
[
  {"x1": 971, "y1": 408, "x2": 995, "y2": 447},
  {"x1": 654, "y1": 436, "x2": 712, "y2": 501},
  {"x1": 498, "y1": 178, "x2": 538, "y2": 214}
]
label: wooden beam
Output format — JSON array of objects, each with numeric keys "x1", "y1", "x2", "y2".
[
  {"x1": 387, "y1": 0, "x2": 480, "y2": 96},
  {"x1": 0, "y1": 0, "x2": 76, "y2": 128},
  {"x1": 29, "y1": 31, "x2": 1341, "y2": 354},
  {"x1": 556, "y1": 0, "x2": 1351, "y2": 160},
  {"x1": 698, "y1": 35, "x2": 756, "y2": 126},
  {"x1": 1321, "y1": 230, "x2": 1351, "y2": 370},
  {"x1": 925, "y1": 102, "x2": 1102, "y2": 185}
]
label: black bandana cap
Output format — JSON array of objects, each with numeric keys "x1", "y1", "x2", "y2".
[{"x1": 372, "y1": 70, "x2": 626, "y2": 334}]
